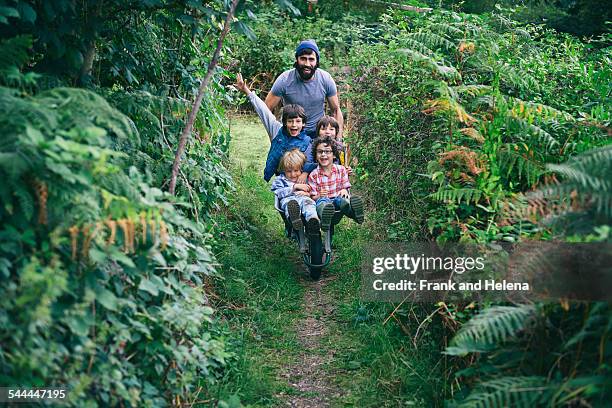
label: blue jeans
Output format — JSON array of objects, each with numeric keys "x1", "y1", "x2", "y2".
[
  {"x1": 315, "y1": 196, "x2": 355, "y2": 219},
  {"x1": 281, "y1": 195, "x2": 318, "y2": 221}
]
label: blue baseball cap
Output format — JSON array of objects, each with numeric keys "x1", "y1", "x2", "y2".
[{"x1": 295, "y1": 40, "x2": 320, "y2": 60}]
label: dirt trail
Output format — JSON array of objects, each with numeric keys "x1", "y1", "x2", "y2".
[
  {"x1": 228, "y1": 115, "x2": 358, "y2": 407},
  {"x1": 277, "y1": 275, "x2": 344, "y2": 407}
]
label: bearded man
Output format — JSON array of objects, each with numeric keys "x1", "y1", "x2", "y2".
[{"x1": 265, "y1": 40, "x2": 344, "y2": 138}]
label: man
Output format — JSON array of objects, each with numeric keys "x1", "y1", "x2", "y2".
[{"x1": 265, "y1": 39, "x2": 344, "y2": 138}]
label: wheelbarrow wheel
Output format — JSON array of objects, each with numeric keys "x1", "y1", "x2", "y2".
[{"x1": 308, "y1": 233, "x2": 323, "y2": 280}]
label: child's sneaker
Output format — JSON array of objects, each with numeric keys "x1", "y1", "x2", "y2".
[
  {"x1": 287, "y1": 199, "x2": 303, "y2": 230},
  {"x1": 350, "y1": 195, "x2": 364, "y2": 224},
  {"x1": 305, "y1": 217, "x2": 320, "y2": 235},
  {"x1": 319, "y1": 202, "x2": 335, "y2": 231}
]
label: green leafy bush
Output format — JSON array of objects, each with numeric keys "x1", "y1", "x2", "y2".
[
  {"x1": 345, "y1": 8, "x2": 611, "y2": 407},
  {"x1": 445, "y1": 302, "x2": 612, "y2": 407},
  {"x1": 0, "y1": 39, "x2": 233, "y2": 405},
  {"x1": 347, "y1": 8, "x2": 610, "y2": 242},
  {"x1": 226, "y1": 8, "x2": 373, "y2": 95},
  {"x1": 106, "y1": 86, "x2": 233, "y2": 221}
]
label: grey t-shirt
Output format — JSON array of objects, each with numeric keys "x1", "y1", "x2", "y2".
[{"x1": 270, "y1": 68, "x2": 337, "y2": 134}]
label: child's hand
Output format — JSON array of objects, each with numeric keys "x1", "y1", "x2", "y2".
[
  {"x1": 233, "y1": 73, "x2": 251, "y2": 95},
  {"x1": 346, "y1": 166, "x2": 354, "y2": 176},
  {"x1": 297, "y1": 172, "x2": 309, "y2": 184},
  {"x1": 338, "y1": 189, "x2": 350, "y2": 199},
  {"x1": 319, "y1": 189, "x2": 329, "y2": 198},
  {"x1": 295, "y1": 190, "x2": 310, "y2": 197},
  {"x1": 293, "y1": 183, "x2": 311, "y2": 192}
]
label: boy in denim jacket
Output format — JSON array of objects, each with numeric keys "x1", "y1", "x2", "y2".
[{"x1": 234, "y1": 73, "x2": 316, "y2": 182}]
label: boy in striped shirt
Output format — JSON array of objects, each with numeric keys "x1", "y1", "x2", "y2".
[{"x1": 308, "y1": 137, "x2": 364, "y2": 231}]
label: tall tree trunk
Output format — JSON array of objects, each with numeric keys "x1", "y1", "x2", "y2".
[
  {"x1": 78, "y1": 40, "x2": 96, "y2": 85},
  {"x1": 168, "y1": 0, "x2": 240, "y2": 195},
  {"x1": 78, "y1": 0, "x2": 104, "y2": 86}
]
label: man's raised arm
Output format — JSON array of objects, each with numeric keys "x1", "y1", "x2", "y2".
[{"x1": 265, "y1": 92, "x2": 282, "y2": 113}]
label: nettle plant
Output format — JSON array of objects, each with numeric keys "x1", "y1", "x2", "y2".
[
  {"x1": 0, "y1": 40, "x2": 231, "y2": 405},
  {"x1": 391, "y1": 10, "x2": 609, "y2": 243}
]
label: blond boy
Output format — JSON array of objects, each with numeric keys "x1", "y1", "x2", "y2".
[{"x1": 271, "y1": 149, "x2": 320, "y2": 233}]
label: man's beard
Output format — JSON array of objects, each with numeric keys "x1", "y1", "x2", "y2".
[{"x1": 295, "y1": 63, "x2": 317, "y2": 80}]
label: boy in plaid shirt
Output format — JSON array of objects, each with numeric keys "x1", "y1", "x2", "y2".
[{"x1": 308, "y1": 137, "x2": 364, "y2": 231}]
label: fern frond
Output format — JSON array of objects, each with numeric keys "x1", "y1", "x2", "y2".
[
  {"x1": 398, "y1": 49, "x2": 461, "y2": 80},
  {"x1": 462, "y1": 21, "x2": 487, "y2": 37},
  {"x1": 535, "y1": 146, "x2": 612, "y2": 216},
  {"x1": 564, "y1": 302, "x2": 611, "y2": 349},
  {"x1": 459, "y1": 127, "x2": 485, "y2": 143},
  {"x1": 498, "y1": 145, "x2": 544, "y2": 185},
  {"x1": 431, "y1": 187, "x2": 484, "y2": 205},
  {"x1": 496, "y1": 62, "x2": 540, "y2": 93},
  {"x1": 428, "y1": 22, "x2": 464, "y2": 38},
  {"x1": 513, "y1": 28, "x2": 531, "y2": 40},
  {"x1": 0, "y1": 35, "x2": 32, "y2": 70},
  {"x1": 424, "y1": 90, "x2": 477, "y2": 124},
  {"x1": 452, "y1": 85, "x2": 493, "y2": 98},
  {"x1": 36, "y1": 88, "x2": 139, "y2": 149},
  {"x1": 491, "y1": 13, "x2": 517, "y2": 30},
  {"x1": 506, "y1": 96, "x2": 574, "y2": 122},
  {"x1": 457, "y1": 376, "x2": 552, "y2": 408},
  {"x1": 14, "y1": 184, "x2": 34, "y2": 221},
  {"x1": 506, "y1": 115, "x2": 559, "y2": 151},
  {"x1": 398, "y1": 38, "x2": 438, "y2": 59},
  {"x1": 0, "y1": 86, "x2": 58, "y2": 132},
  {"x1": 447, "y1": 305, "x2": 537, "y2": 354},
  {"x1": 565, "y1": 144, "x2": 612, "y2": 169},
  {"x1": 546, "y1": 163, "x2": 610, "y2": 192},
  {"x1": 438, "y1": 147, "x2": 484, "y2": 174},
  {"x1": 408, "y1": 31, "x2": 456, "y2": 52}
]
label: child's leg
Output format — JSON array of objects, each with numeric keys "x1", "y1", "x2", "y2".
[
  {"x1": 349, "y1": 195, "x2": 365, "y2": 224},
  {"x1": 298, "y1": 196, "x2": 318, "y2": 220},
  {"x1": 283, "y1": 199, "x2": 303, "y2": 229},
  {"x1": 297, "y1": 196, "x2": 320, "y2": 233},
  {"x1": 332, "y1": 196, "x2": 351, "y2": 215},
  {"x1": 316, "y1": 197, "x2": 335, "y2": 231},
  {"x1": 331, "y1": 195, "x2": 364, "y2": 224}
]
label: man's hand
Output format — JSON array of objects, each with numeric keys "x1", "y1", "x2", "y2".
[
  {"x1": 233, "y1": 73, "x2": 251, "y2": 95},
  {"x1": 338, "y1": 189, "x2": 350, "y2": 199},
  {"x1": 293, "y1": 183, "x2": 311, "y2": 192},
  {"x1": 297, "y1": 172, "x2": 309, "y2": 184}
]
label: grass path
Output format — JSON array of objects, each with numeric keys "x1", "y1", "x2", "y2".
[{"x1": 210, "y1": 115, "x2": 444, "y2": 407}]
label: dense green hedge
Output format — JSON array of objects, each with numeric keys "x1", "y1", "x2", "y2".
[
  {"x1": 347, "y1": 8, "x2": 610, "y2": 242},
  {"x1": 0, "y1": 26, "x2": 234, "y2": 407},
  {"x1": 347, "y1": 39, "x2": 441, "y2": 240},
  {"x1": 345, "y1": 8, "x2": 611, "y2": 406},
  {"x1": 0, "y1": 84, "x2": 231, "y2": 406},
  {"x1": 226, "y1": 8, "x2": 374, "y2": 97}
]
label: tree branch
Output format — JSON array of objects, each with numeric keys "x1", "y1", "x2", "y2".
[
  {"x1": 365, "y1": 0, "x2": 432, "y2": 12},
  {"x1": 169, "y1": 0, "x2": 240, "y2": 195}
]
